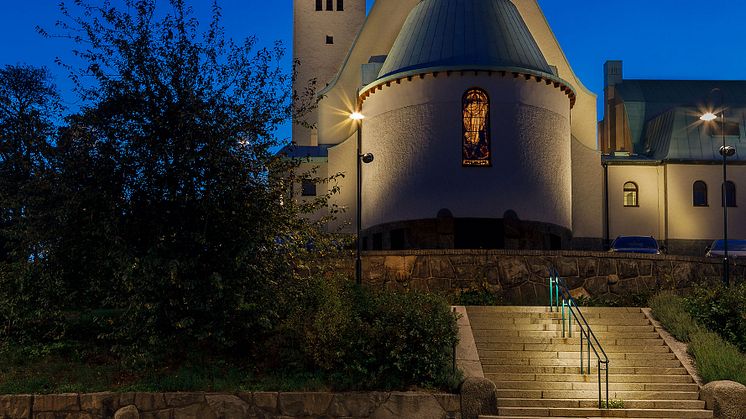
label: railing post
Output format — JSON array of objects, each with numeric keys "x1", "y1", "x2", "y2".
[
  {"x1": 561, "y1": 299, "x2": 566, "y2": 338},
  {"x1": 580, "y1": 330, "x2": 584, "y2": 374},
  {"x1": 568, "y1": 301, "x2": 573, "y2": 338},
  {"x1": 549, "y1": 275, "x2": 553, "y2": 312},
  {"x1": 587, "y1": 334, "x2": 591, "y2": 373},
  {"x1": 606, "y1": 363, "x2": 610, "y2": 409},
  {"x1": 598, "y1": 359, "x2": 602, "y2": 409}
]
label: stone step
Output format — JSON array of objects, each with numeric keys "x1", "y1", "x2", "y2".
[
  {"x1": 477, "y1": 350, "x2": 676, "y2": 361},
  {"x1": 496, "y1": 398, "x2": 706, "y2": 410},
  {"x1": 495, "y1": 389, "x2": 701, "y2": 401},
  {"x1": 470, "y1": 318, "x2": 652, "y2": 328},
  {"x1": 468, "y1": 313, "x2": 649, "y2": 324},
  {"x1": 466, "y1": 306, "x2": 643, "y2": 314},
  {"x1": 481, "y1": 357, "x2": 681, "y2": 368},
  {"x1": 475, "y1": 332, "x2": 664, "y2": 342},
  {"x1": 491, "y1": 407, "x2": 712, "y2": 418},
  {"x1": 472, "y1": 329, "x2": 660, "y2": 338},
  {"x1": 487, "y1": 373, "x2": 692, "y2": 383},
  {"x1": 485, "y1": 365, "x2": 690, "y2": 376},
  {"x1": 489, "y1": 381, "x2": 698, "y2": 392},
  {"x1": 474, "y1": 340, "x2": 670, "y2": 353}
]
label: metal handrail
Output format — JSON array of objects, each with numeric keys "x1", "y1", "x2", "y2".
[{"x1": 548, "y1": 268, "x2": 610, "y2": 409}]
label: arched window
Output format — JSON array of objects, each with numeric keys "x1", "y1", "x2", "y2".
[
  {"x1": 723, "y1": 181, "x2": 736, "y2": 207},
  {"x1": 623, "y1": 182, "x2": 638, "y2": 207},
  {"x1": 693, "y1": 181, "x2": 708, "y2": 206},
  {"x1": 316, "y1": 0, "x2": 322, "y2": 11},
  {"x1": 462, "y1": 88, "x2": 491, "y2": 167}
]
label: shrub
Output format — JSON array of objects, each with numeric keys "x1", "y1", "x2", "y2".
[
  {"x1": 685, "y1": 283, "x2": 746, "y2": 352},
  {"x1": 279, "y1": 276, "x2": 461, "y2": 391},
  {"x1": 648, "y1": 292, "x2": 701, "y2": 342},
  {"x1": 689, "y1": 331, "x2": 746, "y2": 385}
]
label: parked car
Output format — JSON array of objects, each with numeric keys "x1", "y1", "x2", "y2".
[
  {"x1": 609, "y1": 236, "x2": 662, "y2": 255},
  {"x1": 705, "y1": 239, "x2": 746, "y2": 258}
]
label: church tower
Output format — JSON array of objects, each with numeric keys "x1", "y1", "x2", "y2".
[{"x1": 293, "y1": 0, "x2": 366, "y2": 146}]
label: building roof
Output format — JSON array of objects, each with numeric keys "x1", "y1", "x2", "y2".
[
  {"x1": 377, "y1": 0, "x2": 553, "y2": 80},
  {"x1": 614, "y1": 79, "x2": 746, "y2": 157}
]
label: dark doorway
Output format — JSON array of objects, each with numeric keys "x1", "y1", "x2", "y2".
[{"x1": 454, "y1": 218, "x2": 504, "y2": 249}]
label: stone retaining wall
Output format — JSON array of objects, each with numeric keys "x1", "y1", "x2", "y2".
[
  {"x1": 0, "y1": 391, "x2": 461, "y2": 419},
  {"x1": 363, "y1": 250, "x2": 744, "y2": 304}
]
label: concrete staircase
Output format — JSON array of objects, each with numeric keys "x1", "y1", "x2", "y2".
[{"x1": 467, "y1": 306, "x2": 713, "y2": 419}]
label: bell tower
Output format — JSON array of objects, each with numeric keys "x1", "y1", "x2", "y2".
[{"x1": 293, "y1": 0, "x2": 366, "y2": 146}]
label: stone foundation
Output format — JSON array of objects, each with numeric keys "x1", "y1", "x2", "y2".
[
  {"x1": 0, "y1": 392, "x2": 461, "y2": 419},
  {"x1": 362, "y1": 250, "x2": 742, "y2": 304}
]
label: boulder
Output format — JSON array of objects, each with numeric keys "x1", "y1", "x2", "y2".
[
  {"x1": 701, "y1": 380, "x2": 746, "y2": 419},
  {"x1": 114, "y1": 405, "x2": 140, "y2": 419},
  {"x1": 460, "y1": 377, "x2": 498, "y2": 419}
]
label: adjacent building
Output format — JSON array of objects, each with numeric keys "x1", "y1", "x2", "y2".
[{"x1": 285, "y1": 0, "x2": 745, "y2": 255}]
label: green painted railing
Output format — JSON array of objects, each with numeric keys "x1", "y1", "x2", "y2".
[{"x1": 549, "y1": 268, "x2": 610, "y2": 409}]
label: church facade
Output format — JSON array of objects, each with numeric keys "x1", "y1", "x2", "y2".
[{"x1": 287, "y1": 0, "x2": 745, "y2": 255}]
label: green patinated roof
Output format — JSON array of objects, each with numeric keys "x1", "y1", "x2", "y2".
[
  {"x1": 613, "y1": 80, "x2": 746, "y2": 162},
  {"x1": 377, "y1": 0, "x2": 552, "y2": 80}
]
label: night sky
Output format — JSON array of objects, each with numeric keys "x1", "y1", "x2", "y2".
[{"x1": 2, "y1": 0, "x2": 745, "y2": 142}]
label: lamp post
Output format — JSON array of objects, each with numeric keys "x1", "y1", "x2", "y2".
[
  {"x1": 350, "y1": 111, "x2": 373, "y2": 285},
  {"x1": 700, "y1": 110, "x2": 736, "y2": 286}
]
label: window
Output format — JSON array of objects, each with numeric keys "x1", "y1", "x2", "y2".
[
  {"x1": 337, "y1": 0, "x2": 344, "y2": 11},
  {"x1": 709, "y1": 121, "x2": 741, "y2": 137},
  {"x1": 693, "y1": 181, "x2": 708, "y2": 206},
  {"x1": 723, "y1": 181, "x2": 736, "y2": 207},
  {"x1": 462, "y1": 88, "x2": 491, "y2": 166},
  {"x1": 301, "y1": 179, "x2": 317, "y2": 197},
  {"x1": 315, "y1": 0, "x2": 322, "y2": 10},
  {"x1": 325, "y1": 35, "x2": 334, "y2": 45},
  {"x1": 623, "y1": 182, "x2": 638, "y2": 207},
  {"x1": 326, "y1": 0, "x2": 333, "y2": 10}
]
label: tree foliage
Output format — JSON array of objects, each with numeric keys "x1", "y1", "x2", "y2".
[{"x1": 0, "y1": 0, "x2": 337, "y2": 364}]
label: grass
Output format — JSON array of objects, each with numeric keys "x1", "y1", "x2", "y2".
[
  {"x1": 0, "y1": 342, "x2": 329, "y2": 394},
  {"x1": 649, "y1": 291, "x2": 746, "y2": 386}
]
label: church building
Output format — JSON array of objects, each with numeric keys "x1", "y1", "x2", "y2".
[{"x1": 286, "y1": 0, "x2": 745, "y2": 255}]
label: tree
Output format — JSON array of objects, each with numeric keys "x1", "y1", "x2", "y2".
[
  {"x1": 37, "y1": 0, "x2": 335, "y2": 364},
  {"x1": 0, "y1": 64, "x2": 63, "y2": 339}
]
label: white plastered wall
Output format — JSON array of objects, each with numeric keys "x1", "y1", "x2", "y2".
[{"x1": 360, "y1": 73, "x2": 572, "y2": 230}]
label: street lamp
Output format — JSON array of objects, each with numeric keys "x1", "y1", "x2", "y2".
[
  {"x1": 700, "y1": 109, "x2": 736, "y2": 286},
  {"x1": 350, "y1": 111, "x2": 373, "y2": 285}
]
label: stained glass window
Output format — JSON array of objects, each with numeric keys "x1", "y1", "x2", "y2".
[
  {"x1": 462, "y1": 89, "x2": 491, "y2": 166},
  {"x1": 623, "y1": 182, "x2": 638, "y2": 207}
]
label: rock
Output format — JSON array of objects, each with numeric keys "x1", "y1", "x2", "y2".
[
  {"x1": 370, "y1": 393, "x2": 445, "y2": 419},
  {"x1": 173, "y1": 403, "x2": 216, "y2": 419},
  {"x1": 327, "y1": 392, "x2": 387, "y2": 417},
  {"x1": 701, "y1": 380, "x2": 746, "y2": 419},
  {"x1": 278, "y1": 392, "x2": 333, "y2": 416},
  {"x1": 460, "y1": 377, "x2": 498, "y2": 419},
  {"x1": 430, "y1": 257, "x2": 456, "y2": 279},
  {"x1": 205, "y1": 395, "x2": 250, "y2": 419},
  {"x1": 34, "y1": 394, "x2": 80, "y2": 412},
  {"x1": 164, "y1": 393, "x2": 206, "y2": 408},
  {"x1": 252, "y1": 392, "x2": 278, "y2": 413},
  {"x1": 133, "y1": 393, "x2": 167, "y2": 411},
  {"x1": 0, "y1": 395, "x2": 32, "y2": 418},
  {"x1": 114, "y1": 405, "x2": 140, "y2": 419},
  {"x1": 569, "y1": 287, "x2": 591, "y2": 300}
]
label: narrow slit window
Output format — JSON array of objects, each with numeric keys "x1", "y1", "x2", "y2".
[
  {"x1": 325, "y1": 35, "x2": 334, "y2": 44},
  {"x1": 326, "y1": 0, "x2": 333, "y2": 11},
  {"x1": 316, "y1": 0, "x2": 322, "y2": 11},
  {"x1": 337, "y1": 0, "x2": 344, "y2": 11},
  {"x1": 462, "y1": 88, "x2": 491, "y2": 167},
  {"x1": 693, "y1": 181, "x2": 708, "y2": 206},
  {"x1": 623, "y1": 182, "x2": 638, "y2": 207},
  {"x1": 723, "y1": 181, "x2": 736, "y2": 207}
]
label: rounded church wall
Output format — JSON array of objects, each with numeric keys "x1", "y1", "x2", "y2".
[{"x1": 359, "y1": 73, "x2": 572, "y2": 240}]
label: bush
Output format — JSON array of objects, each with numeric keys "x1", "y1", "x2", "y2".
[
  {"x1": 689, "y1": 331, "x2": 746, "y2": 385},
  {"x1": 650, "y1": 291, "x2": 746, "y2": 386},
  {"x1": 279, "y1": 276, "x2": 461, "y2": 391},
  {"x1": 648, "y1": 292, "x2": 701, "y2": 342},
  {"x1": 685, "y1": 283, "x2": 746, "y2": 352}
]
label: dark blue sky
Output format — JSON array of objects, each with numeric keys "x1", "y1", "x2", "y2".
[{"x1": 2, "y1": 1, "x2": 745, "y2": 142}]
